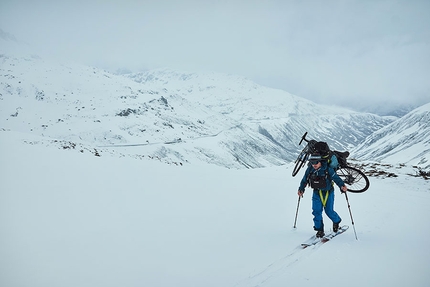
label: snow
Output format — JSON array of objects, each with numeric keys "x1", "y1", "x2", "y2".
[
  {"x1": 0, "y1": 52, "x2": 394, "y2": 168},
  {"x1": 1, "y1": 130, "x2": 429, "y2": 287},
  {"x1": 1, "y1": 36, "x2": 430, "y2": 287},
  {"x1": 352, "y1": 102, "x2": 430, "y2": 169}
]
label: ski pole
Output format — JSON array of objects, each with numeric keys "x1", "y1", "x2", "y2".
[
  {"x1": 293, "y1": 195, "x2": 301, "y2": 228},
  {"x1": 344, "y1": 192, "x2": 358, "y2": 240}
]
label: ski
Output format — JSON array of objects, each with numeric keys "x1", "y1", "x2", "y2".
[
  {"x1": 301, "y1": 225, "x2": 349, "y2": 248},
  {"x1": 301, "y1": 236, "x2": 319, "y2": 248},
  {"x1": 321, "y1": 225, "x2": 349, "y2": 243}
]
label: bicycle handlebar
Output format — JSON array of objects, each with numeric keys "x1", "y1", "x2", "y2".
[{"x1": 299, "y1": 132, "x2": 309, "y2": 145}]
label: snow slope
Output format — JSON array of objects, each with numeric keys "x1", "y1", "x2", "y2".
[
  {"x1": 352, "y1": 102, "x2": 430, "y2": 169},
  {"x1": 1, "y1": 130, "x2": 429, "y2": 287}
]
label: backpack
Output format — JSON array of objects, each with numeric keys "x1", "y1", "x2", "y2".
[
  {"x1": 306, "y1": 164, "x2": 333, "y2": 189},
  {"x1": 333, "y1": 151, "x2": 349, "y2": 168},
  {"x1": 308, "y1": 170, "x2": 329, "y2": 189},
  {"x1": 312, "y1": 141, "x2": 336, "y2": 166},
  {"x1": 327, "y1": 153, "x2": 339, "y2": 170},
  {"x1": 312, "y1": 141, "x2": 330, "y2": 158},
  {"x1": 312, "y1": 141, "x2": 349, "y2": 170}
]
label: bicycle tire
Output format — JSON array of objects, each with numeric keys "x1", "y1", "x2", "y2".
[
  {"x1": 292, "y1": 151, "x2": 309, "y2": 177},
  {"x1": 336, "y1": 166, "x2": 370, "y2": 193}
]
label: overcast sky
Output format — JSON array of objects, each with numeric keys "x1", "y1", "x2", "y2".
[{"x1": 1, "y1": 0, "x2": 429, "y2": 114}]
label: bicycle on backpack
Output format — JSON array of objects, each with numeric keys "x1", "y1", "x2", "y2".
[{"x1": 291, "y1": 132, "x2": 370, "y2": 193}]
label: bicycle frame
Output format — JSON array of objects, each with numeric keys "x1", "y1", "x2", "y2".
[{"x1": 291, "y1": 132, "x2": 370, "y2": 193}]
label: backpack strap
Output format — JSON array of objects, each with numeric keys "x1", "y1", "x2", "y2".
[{"x1": 319, "y1": 189, "x2": 330, "y2": 207}]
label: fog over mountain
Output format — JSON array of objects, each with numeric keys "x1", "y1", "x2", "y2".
[{"x1": 1, "y1": 0, "x2": 429, "y2": 116}]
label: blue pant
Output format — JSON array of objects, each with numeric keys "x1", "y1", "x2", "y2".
[{"x1": 312, "y1": 189, "x2": 341, "y2": 231}]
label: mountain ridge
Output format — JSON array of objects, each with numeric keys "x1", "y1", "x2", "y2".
[
  {"x1": 352, "y1": 103, "x2": 430, "y2": 169},
  {"x1": 0, "y1": 47, "x2": 413, "y2": 169}
]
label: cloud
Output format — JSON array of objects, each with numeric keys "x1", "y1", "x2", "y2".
[{"x1": 1, "y1": 0, "x2": 429, "y2": 114}]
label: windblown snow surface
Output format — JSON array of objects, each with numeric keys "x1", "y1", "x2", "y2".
[{"x1": 1, "y1": 131, "x2": 429, "y2": 287}]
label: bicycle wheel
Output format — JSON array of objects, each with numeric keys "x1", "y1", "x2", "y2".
[
  {"x1": 292, "y1": 151, "x2": 309, "y2": 177},
  {"x1": 336, "y1": 166, "x2": 370, "y2": 193}
]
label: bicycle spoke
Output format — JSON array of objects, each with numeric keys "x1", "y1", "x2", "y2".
[{"x1": 337, "y1": 166, "x2": 370, "y2": 193}]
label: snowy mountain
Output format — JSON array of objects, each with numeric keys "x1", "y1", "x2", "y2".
[
  {"x1": 6, "y1": 30, "x2": 420, "y2": 170},
  {"x1": 352, "y1": 103, "x2": 430, "y2": 169},
  {"x1": 126, "y1": 69, "x2": 395, "y2": 152},
  {"x1": 0, "y1": 45, "x2": 395, "y2": 169},
  {"x1": 0, "y1": 28, "x2": 34, "y2": 57}
]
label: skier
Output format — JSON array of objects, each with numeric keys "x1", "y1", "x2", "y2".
[{"x1": 297, "y1": 154, "x2": 348, "y2": 238}]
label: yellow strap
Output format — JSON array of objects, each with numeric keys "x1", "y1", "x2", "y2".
[{"x1": 319, "y1": 190, "x2": 330, "y2": 207}]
